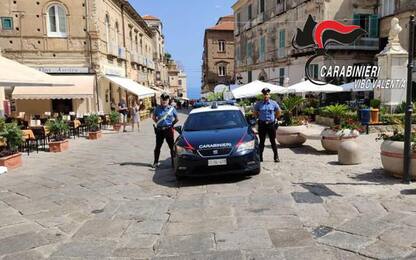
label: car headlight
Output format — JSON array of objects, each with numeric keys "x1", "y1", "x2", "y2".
[
  {"x1": 176, "y1": 145, "x2": 195, "y2": 155},
  {"x1": 236, "y1": 140, "x2": 255, "y2": 153}
]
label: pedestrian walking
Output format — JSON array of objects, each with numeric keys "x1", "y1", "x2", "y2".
[
  {"x1": 132, "y1": 99, "x2": 142, "y2": 132},
  {"x1": 254, "y1": 88, "x2": 282, "y2": 163},
  {"x1": 118, "y1": 98, "x2": 128, "y2": 132},
  {"x1": 152, "y1": 93, "x2": 179, "y2": 168}
]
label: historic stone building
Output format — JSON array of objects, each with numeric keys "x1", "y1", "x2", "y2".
[
  {"x1": 232, "y1": 0, "x2": 380, "y2": 87},
  {"x1": 202, "y1": 15, "x2": 235, "y2": 94},
  {"x1": 0, "y1": 0, "x2": 165, "y2": 115},
  {"x1": 167, "y1": 60, "x2": 187, "y2": 99}
]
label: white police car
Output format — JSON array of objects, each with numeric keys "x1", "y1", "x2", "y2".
[{"x1": 173, "y1": 103, "x2": 260, "y2": 179}]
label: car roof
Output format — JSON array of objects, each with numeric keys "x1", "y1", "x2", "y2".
[{"x1": 190, "y1": 105, "x2": 241, "y2": 115}]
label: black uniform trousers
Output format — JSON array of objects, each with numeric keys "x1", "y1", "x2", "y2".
[
  {"x1": 154, "y1": 127, "x2": 175, "y2": 165},
  {"x1": 258, "y1": 121, "x2": 278, "y2": 160}
]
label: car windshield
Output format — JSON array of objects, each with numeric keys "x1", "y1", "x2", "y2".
[{"x1": 184, "y1": 110, "x2": 247, "y2": 131}]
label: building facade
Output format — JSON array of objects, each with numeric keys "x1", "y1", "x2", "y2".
[
  {"x1": 167, "y1": 60, "x2": 187, "y2": 98},
  {"x1": 232, "y1": 0, "x2": 380, "y2": 87},
  {"x1": 202, "y1": 15, "x2": 235, "y2": 94},
  {"x1": 0, "y1": 0, "x2": 165, "y2": 116}
]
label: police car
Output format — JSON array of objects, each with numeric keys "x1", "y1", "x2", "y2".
[{"x1": 173, "y1": 102, "x2": 260, "y2": 179}]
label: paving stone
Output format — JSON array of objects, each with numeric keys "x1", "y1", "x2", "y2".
[
  {"x1": 268, "y1": 228, "x2": 314, "y2": 248},
  {"x1": 338, "y1": 216, "x2": 395, "y2": 237},
  {"x1": 50, "y1": 240, "x2": 117, "y2": 258},
  {"x1": 243, "y1": 250, "x2": 285, "y2": 260},
  {"x1": 216, "y1": 229, "x2": 273, "y2": 250},
  {"x1": 379, "y1": 225, "x2": 416, "y2": 247},
  {"x1": 281, "y1": 246, "x2": 334, "y2": 260},
  {"x1": 0, "y1": 232, "x2": 50, "y2": 255},
  {"x1": 72, "y1": 219, "x2": 131, "y2": 241},
  {"x1": 152, "y1": 250, "x2": 243, "y2": 260},
  {"x1": 157, "y1": 233, "x2": 214, "y2": 255},
  {"x1": 359, "y1": 240, "x2": 415, "y2": 259},
  {"x1": 1, "y1": 249, "x2": 46, "y2": 260},
  {"x1": 236, "y1": 215, "x2": 303, "y2": 230},
  {"x1": 165, "y1": 217, "x2": 236, "y2": 236},
  {"x1": 318, "y1": 231, "x2": 374, "y2": 252},
  {"x1": 291, "y1": 192, "x2": 323, "y2": 204}
]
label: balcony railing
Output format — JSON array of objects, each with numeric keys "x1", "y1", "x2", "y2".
[
  {"x1": 277, "y1": 48, "x2": 287, "y2": 59},
  {"x1": 325, "y1": 37, "x2": 379, "y2": 51},
  {"x1": 107, "y1": 43, "x2": 118, "y2": 57},
  {"x1": 131, "y1": 52, "x2": 140, "y2": 64}
]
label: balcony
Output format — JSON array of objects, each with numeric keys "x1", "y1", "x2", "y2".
[
  {"x1": 131, "y1": 52, "x2": 140, "y2": 64},
  {"x1": 325, "y1": 37, "x2": 379, "y2": 51},
  {"x1": 107, "y1": 43, "x2": 118, "y2": 57},
  {"x1": 118, "y1": 47, "x2": 126, "y2": 60},
  {"x1": 257, "y1": 12, "x2": 265, "y2": 25},
  {"x1": 277, "y1": 48, "x2": 287, "y2": 59}
]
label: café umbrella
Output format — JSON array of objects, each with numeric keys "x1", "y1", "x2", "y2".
[
  {"x1": 231, "y1": 80, "x2": 286, "y2": 99},
  {"x1": 287, "y1": 79, "x2": 344, "y2": 93}
]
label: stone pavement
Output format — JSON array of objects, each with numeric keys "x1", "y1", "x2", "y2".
[{"x1": 1, "y1": 113, "x2": 416, "y2": 259}]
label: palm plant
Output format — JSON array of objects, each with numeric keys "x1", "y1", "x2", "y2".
[
  {"x1": 46, "y1": 118, "x2": 69, "y2": 142},
  {"x1": 281, "y1": 96, "x2": 305, "y2": 126},
  {"x1": 0, "y1": 122, "x2": 23, "y2": 156},
  {"x1": 109, "y1": 111, "x2": 121, "y2": 126},
  {"x1": 322, "y1": 104, "x2": 349, "y2": 125},
  {"x1": 86, "y1": 114, "x2": 100, "y2": 132}
]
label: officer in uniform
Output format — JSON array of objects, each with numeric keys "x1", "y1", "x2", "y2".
[
  {"x1": 254, "y1": 88, "x2": 282, "y2": 162},
  {"x1": 152, "y1": 93, "x2": 179, "y2": 168}
]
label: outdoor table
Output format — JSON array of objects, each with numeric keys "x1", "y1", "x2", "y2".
[{"x1": 22, "y1": 129, "x2": 35, "y2": 140}]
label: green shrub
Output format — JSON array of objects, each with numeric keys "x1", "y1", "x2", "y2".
[
  {"x1": 321, "y1": 104, "x2": 349, "y2": 119},
  {"x1": 46, "y1": 118, "x2": 69, "y2": 141},
  {"x1": 0, "y1": 122, "x2": 23, "y2": 154},
  {"x1": 303, "y1": 107, "x2": 315, "y2": 116},
  {"x1": 281, "y1": 96, "x2": 305, "y2": 126},
  {"x1": 109, "y1": 111, "x2": 121, "y2": 125},
  {"x1": 370, "y1": 99, "x2": 381, "y2": 109},
  {"x1": 86, "y1": 114, "x2": 100, "y2": 132}
]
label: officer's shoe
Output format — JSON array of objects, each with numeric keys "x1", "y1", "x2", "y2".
[
  {"x1": 274, "y1": 157, "x2": 280, "y2": 163},
  {"x1": 152, "y1": 162, "x2": 161, "y2": 168}
]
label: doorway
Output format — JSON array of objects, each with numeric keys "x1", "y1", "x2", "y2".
[{"x1": 52, "y1": 99, "x2": 73, "y2": 115}]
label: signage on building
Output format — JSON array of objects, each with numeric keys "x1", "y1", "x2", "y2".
[
  {"x1": 36, "y1": 67, "x2": 89, "y2": 74},
  {"x1": 103, "y1": 65, "x2": 125, "y2": 77}
]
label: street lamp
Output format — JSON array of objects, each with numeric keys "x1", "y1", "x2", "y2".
[{"x1": 403, "y1": 15, "x2": 415, "y2": 184}]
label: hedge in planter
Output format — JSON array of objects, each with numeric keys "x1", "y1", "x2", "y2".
[
  {"x1": 109, "y1": 111, "x2": 121, "y2": 132},
  {"x1": 46, "y1": 118, "x2": 69, "y2": 153},
  {"x1": 86, "y1": 114, "x2": 102, "y2": 140},
  {"x1": 0, "y1": 121, "x2": 24, "y2": 169}
]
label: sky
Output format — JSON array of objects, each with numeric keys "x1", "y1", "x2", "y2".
[{"x1": 130, "y1": 0, "x2": 236, "y2": 99}]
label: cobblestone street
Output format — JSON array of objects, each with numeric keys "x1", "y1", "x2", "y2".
[{"x1": 1, "y1": 113, "x2": 416, "y2": 259}]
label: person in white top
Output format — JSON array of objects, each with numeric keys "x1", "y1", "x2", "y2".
[{"x1": 131, "y1": 100, "x2": 141, "y2": 132}]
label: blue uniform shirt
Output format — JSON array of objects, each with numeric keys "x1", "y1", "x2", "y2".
[
  {"x1": 254, "y1": 100, "x2": 281, "y2": 122},
  {"x1": 154, "y1": 105, "x2": 178, "y2": 127}
]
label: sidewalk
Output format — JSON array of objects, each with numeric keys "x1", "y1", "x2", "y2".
[{"x1": 0, "y1": 113, "x2": 415, "y2": 259}]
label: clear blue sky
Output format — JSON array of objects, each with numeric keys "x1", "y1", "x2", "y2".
[{"x1": 130, "y1": 0, "x2": 236, "y2": 99}]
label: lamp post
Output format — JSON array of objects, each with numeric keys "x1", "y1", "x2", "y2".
[{"x1": 403, "y1": 15, "x2": 415, "y2": 184}]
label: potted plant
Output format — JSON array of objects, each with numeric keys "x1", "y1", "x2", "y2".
[
  {"x1": 321, "y1": 118, "x2": 362, "y2": 153},
  {"x1": 378, "y1": 119, "x2": 416, "y2": 179},
  {"x1": 0, "y1": 120, "x2": 24, "y2": 169},
  {"x1": 109, "y1": 111, "x2": 121, "y2": 132},
  {"x1": 277, "y1": 96, "x2": 308, "y2": 147},
  {"x1": 321, "y1": 104, "x2": 348, "y2": 125},
  {"x1": 370, "y1": 99, "x2": 381, "y2": 124},
  {"x1": 303, "y1": 107, "x2": 316, "y2": 122},
  {"x1": 86, "y1": 114, "x2": 101, "y2": 140},
  {"x1": 46, "y1": 118, "x2": 69, "y2": 153}
]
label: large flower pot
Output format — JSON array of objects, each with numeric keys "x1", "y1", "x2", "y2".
[
  {"x1": 0, "y1": 153, "x2": 22, "y2": 169},
  {"x1": 321, "y1": 129, "x2": 360, "y2": 153},
  {"x1": 276, "y1": 126, "x2": 307, "y2": 147},
  {"x1": 88, "y1": 131, "x2": 102, "y2": 140},
  {"x1": 49, "y1": 139, "x2": 69, "y2": 153},
  {"x1": 113, "y1": 124, "x2": 122, "y2": 132},
  {"x1": 370, "y1": 109, "x2": 380, "y2": 124},
  {"x1": 380, "y1": 140, "x2": 416, "y2": 179}
]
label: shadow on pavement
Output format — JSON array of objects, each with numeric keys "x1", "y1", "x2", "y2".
[
  {"x1": 119, "y1": 162, "x2": 153, "y2": 167},
  {"x1": 401, "y1": 189, "x2": 416, "y2": 195},
  {"x1": 350, "y1": 168, "x2": 400, "y2": 185},
  {"x1": 288, "y1": 145, "x2": 328, "y2": 156}
]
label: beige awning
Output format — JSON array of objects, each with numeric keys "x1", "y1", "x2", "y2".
[
  {"x1": 0, "y1": 51, "x2": 72, "y2": 87},
  {"x1": 105, "y1": 75, "x2": 156, "y2": 98},
  {"x1": 12, "y1": 75, "x2": 94, "y2": 99}
]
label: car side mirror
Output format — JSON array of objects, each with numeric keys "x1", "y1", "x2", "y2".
[
  {"x1": 248, "y1": 119, "x2": 256, "y2": 126},
  {"x1": 174, "y1": 125, "x2": 183, "y2": 134}
]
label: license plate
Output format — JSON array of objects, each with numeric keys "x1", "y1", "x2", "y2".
[{"x1": 208, "y1": 159, "x2": 227, "y2": 166}]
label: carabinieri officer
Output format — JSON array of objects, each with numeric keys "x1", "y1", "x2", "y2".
[
  {"x1": 152, "y1": 93, "x2": 179, "y2": 168},
  {"x1": 254, "y1": 88, "x2": 282, "y2": 163}
]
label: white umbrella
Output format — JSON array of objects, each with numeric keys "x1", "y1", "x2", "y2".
[
  {"x1": 287, "y1": 79, "x2": 343, "y2": 93},
  {"x1": 0, "y1": 49, "x2": 70, "y2": 86},
  {"x1": 341, "y1": 82, "x2": 373, "y2": 92},
  {"x1": 232, "y1": 80, "x2": 286, "y2": 99}
]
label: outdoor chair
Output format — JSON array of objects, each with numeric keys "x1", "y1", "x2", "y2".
[{"x1": 30, "y1": 127, "x2": 49, "y2": 151}]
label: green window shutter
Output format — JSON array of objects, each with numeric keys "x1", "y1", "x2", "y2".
[
  {"x1": 279, "y1": 30, "x2": 285, "y2": 48},
  {"x1": 353, "y1": 14, "x2": 360, "y2": 26},
  {"x1": 370, "y1": 14, "x2": 379, "y2": 38}
]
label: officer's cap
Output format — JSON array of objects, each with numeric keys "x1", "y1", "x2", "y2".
[
  {"x1": 261, "y1": 88, "x2": 271, "y2": 94},
  {"x1": 160, "y1": 93, "x2": 170, "y2": 100}
]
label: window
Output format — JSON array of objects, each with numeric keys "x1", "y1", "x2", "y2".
[
  {"x1": 184, "y1": 110, "x2": 247, "y2": 131},
  {"x1": 259, "y1": 36, "x2": 266, "y2": 62},
  {"x1": 259, "y1": 0, "x2": 265, "y2": 13},
  {"x1": 309, "y1": 64, "x2": 319, "y2": 79},
  {"x1": 353, "y1": 14, "x2": 378, "y2": 38},
  {"x1": 279, "y1": 29, "x2": 285, "y2": 48},
  {"x1": 248, "y1": 71, "x2": 253, "y2": 82},
  {"x1": 1, "y1": 17, "x2": 13, "y2": 30},
  {"x1": 218, "y1": 40, "x2": 225, "y2": 52},
  {"x1": 236, "y1": 12, "x2": 241, "y2": 31},
  {"x1": 246, "y1": 41, "x2": 253, "y2": 63},
  {"x1": 178, "y1": 79, "x2": 182, "y2": 86},
  {"x1": 218, "y1": 64, "x2": 226, "y2": 76},
  {"x1": 105, "y1": 15, "x2": 110, "y2": 46},
  {"x1": 115, "y1": 22, "x2": 119, "y2": 47},
  {"x1": 236, "y1": 45, "x2": 241, "y2": 63},
  {"x1": 248, "y1": 4, "x2": 252, "y2": 20},
  {"x1": 135, "y1": 35, "x2": 138, "y2": 53},
  {"x1": 279, "y1": 68, "x2": 285, "y2": 86},
  {"x1": 47, "y1": 4, "x2": 67, "y2": 37}
]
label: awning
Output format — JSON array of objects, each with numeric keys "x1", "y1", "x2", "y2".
[
  {"x1": 105, "y1": 75, "x2": 156, "y2": 98},
  {"x1": 232, "y1": 80, "x2": 286, "y2": 99},
  {"x1": 0, "y1": 52, "x2": 72, "y2": 87},
  {"x1": 12, "y1": 75, "x2": 94, "y2": 99}
]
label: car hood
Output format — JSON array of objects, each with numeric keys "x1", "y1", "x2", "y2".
[{"x1": 182, "y1": 127, "x2": 249, "y2": 149}]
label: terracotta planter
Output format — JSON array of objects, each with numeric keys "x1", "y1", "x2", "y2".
[
  {"x1": 371, "y1": 109, "x2": 380, "y2": 124},
  {"x1": 0, "y1": 153, "x2": 22, "y2": 169},
  {"x1": 49, "y1": 139, "x2": 69, "y2": 153},
  {"x1": 113, "y1": 124, "x2": 121, "y2": 132},
  {"x1": 88, "y1": 131, "x2": 102, "y2": 140},
  {"x1": 381, "y1": 140, "x2": 416, "y2": 180},
  {"x1": 321, "y1": 129, "x2": 360, "y2": 153},
  {"x1": 276, "y1": 125, "x2": 307, "y2": 147}
]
